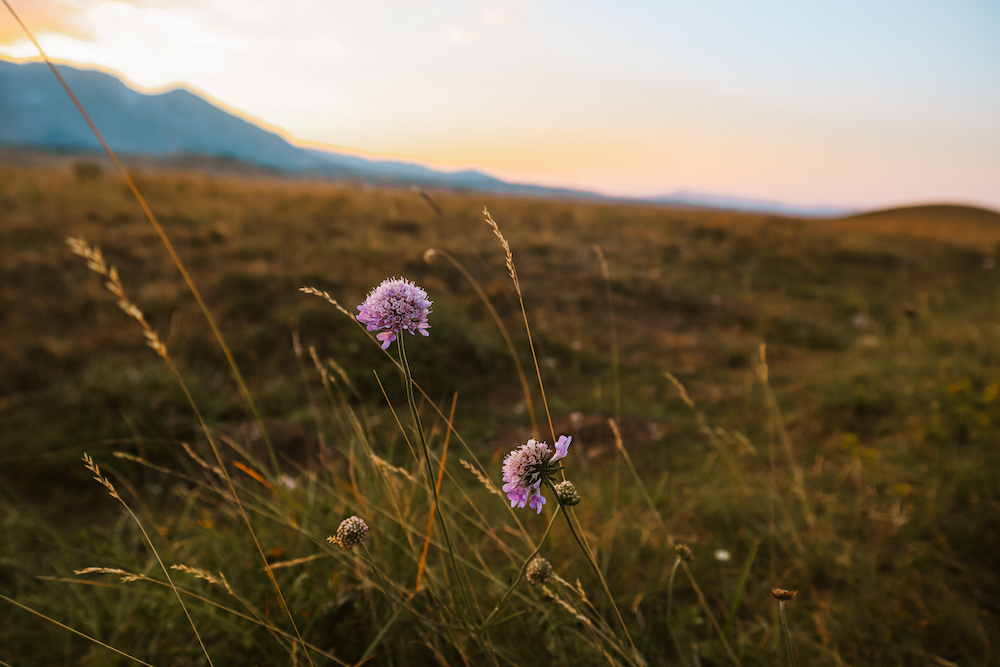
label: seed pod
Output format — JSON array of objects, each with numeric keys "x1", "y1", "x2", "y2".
[
  {"x1": 330, "y1": 516, "x2": 369, "y2": 549},
  {"x1": 526, "y1": 557, "x2": 553, "y2": 586}
]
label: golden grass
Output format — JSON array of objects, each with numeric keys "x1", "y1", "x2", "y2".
[{"x1": 2, "y1": 160, "x2": 999, "y2": 665}]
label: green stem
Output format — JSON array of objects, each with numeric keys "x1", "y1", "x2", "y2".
[
  {"x1": 397, "y1": 336, "x2": 475, "y2": 622},
  {"x1": 666, "y1": 557, "x2": 689, "y2": 666},
  {"x1": 480, "y1": 505, "x2": 561, "y2": 630},
  {"x1": 778, "y1": 600, "x2": 795, "y2": 667},
  {"x1": 547, "y1": 481, "x2": 641, "y2": 664}
]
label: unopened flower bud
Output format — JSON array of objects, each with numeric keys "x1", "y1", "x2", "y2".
[
  {"x1": 526, "y1": 557, "x2": 553, "y2": 586},
  {"x1": 770, "y1": 588, "x2": 797, "y2": 601},
  {"x1": 330, "y1": 516, "x2": 369, "y2": 549},
  {"x1": 554, "y1": 480, "x2": 581, "y2": 506},
  {"x1": 674, "y1": 544, "x2": 693, "y2": 562}
]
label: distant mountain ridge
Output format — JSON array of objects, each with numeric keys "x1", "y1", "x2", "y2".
[{"x1": 0, "y1": 58, "x2": 857, "y2": 215}]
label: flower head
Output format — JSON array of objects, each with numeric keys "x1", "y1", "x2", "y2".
[
  {"x1": 356, "y1": 278, "x2": 432, "y2": 349},
  {"x1": 526, "y1": 557, "x2": 553, "y2": 586},
  {"x1": 330, "y1": 516, "x2": 369, "y2": 549},
  {"x1": 501, "y1": 435, "x2": 572, "y2": 514}
]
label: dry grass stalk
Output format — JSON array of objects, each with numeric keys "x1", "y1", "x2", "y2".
[
  {"x1": 482, "y1": 208, "x2": 556, "y2": 442},
  {"x1": 415, "y1": 393, "x2": 458, "y2": 593},
  {"x1": 80, "y1": 453, "x2": 215, "y2": 666},
  {"x1": 459, "y1": 459, "x2": 503, "y2": 498},
  {"x1": 19, "y1": 5, "x2": 304, "y2": 652},
  {"x1": 608, "y1": 419, "x2": 662, "y2": 526},
  {"x1": 543, "y1": 584, "x2": 594, "y2": 628},
  {"x1": 67, "y1": 237, "x2": 171, "y2": 364},
  {"x1": 299, "y1": 286, "x2": 353, "y2": 318},
  {"x1": 82, "y1": 453, "x2": 118, "y2": 500},
  {"x1": 183, "y1": 442, "x2": 224, "y2": 476},
  {"x1": 266, "y1": 553, "x2": 328, "y2": 571},
  {"x1": 664, "y1": 372, "x2": 695, "y2": 408},
  {"x1": 370, "y1": 453, "x2": 417, "y2": 482},
  {"x1": 593, "y1": 244, "x2": 621, "y2": 422},
  {"x1": 482, "y1": 208, "x2": 514, "y2": 281},
  {"x1": 171, "y1": 564, "x2": 228, "y2": 591},
  {"x1": 74, "y1": 567, "x2": 148, "y2": 584},
  {"x1": 424, "y1": 246, "x2": 539, "y2": 437}
]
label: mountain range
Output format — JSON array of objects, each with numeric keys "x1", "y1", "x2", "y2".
[{"x1": 0, "y1": 59, "x2": 855, "y2": 216}]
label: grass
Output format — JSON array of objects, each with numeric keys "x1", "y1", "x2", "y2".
[{"x1": 1, "y1": 159, "x2": 1000, "y2": 665}]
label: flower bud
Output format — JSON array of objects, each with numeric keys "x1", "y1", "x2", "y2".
[
  {"x1": 770, "y1": 588, "x2": 797, "y2": 601},
  {"x1": 674, "y1": 544, "x2": 693, "y2": 562},
  {"x1": 330, "y1": 516, "x2": 369, "y2": 549},
  {"x1": 526, "y1": 557, "x2": 553, "y2": 586},
  {"x1": 554, "y1": 480, "x2": 581, "y2": 506}
]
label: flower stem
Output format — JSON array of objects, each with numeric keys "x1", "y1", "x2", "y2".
[
  {"x1": 666, "y1": 556, "x2": 689, "y2": 666},
  {"x1": 397, "y1": 336, "x2": 475, "y2": 621},
  {"x1": 479, "y1": 504, "x2": 561, "y2": 630},
  {"x1": 778, "y1": 600, "x2": 795, "y2": 667},
  {"x1": 547, "y1": 481, "x2": 641, "y2": 664}
]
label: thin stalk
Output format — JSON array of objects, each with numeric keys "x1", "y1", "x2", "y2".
[
  {"x1": 666, "y1": 557, "x2": 689, "y2": 667},
  {"x1": 592, "y1": 244, "x2": 621, "y2": 424},
  {"x1": 547, "y1": 481, "x2": 640, "y2": 664},
  {"x1": 416, "y1": 393, "x2": 458, "y2": 592},
  {"x1": 83, "y1": 455, "x2": 214, "y2": 666},
  {"x1": 482, "y1": 208, "x2": 556, "y2": 444},
  {"x1": 397, "y1": 336, "x2": 475, "y2": 622},
  {"x1": 425, "y1": 248, "x2": 539, "y2": 437},
  {"x1": 4, "y1": 0, "x2": 282, "y2": 481},
  {"x1": 682, "y1": 563, "x2": 741, "y2": 667},
  {"x1": 480, "y1": 504, "x2": 561, "y2": 629},
  {"x1": 779, "y1": 601, "x2": 796, "y2": 667},
  {"x1": 359, "y1": 544, "x2": 403, "y2": 662},
  {"x1": 0, "y1": 593, "x2": 157, "y2": 667},
  {"x1": 723, "y1": 539, "x2": 761, "y2": 635}
]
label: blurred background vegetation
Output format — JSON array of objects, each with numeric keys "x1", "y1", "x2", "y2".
[{"x1": 1, "y1": 162, "x2": 999, "y2": 665}]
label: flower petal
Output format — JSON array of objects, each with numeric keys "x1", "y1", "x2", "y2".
[
  {"x1": 551, "y1": 435, "x2": 572, "y2": 462},
  {"x1": 529, "y1": 491, "x2": 546, "y2": 514}
]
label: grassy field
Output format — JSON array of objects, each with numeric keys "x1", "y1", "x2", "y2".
[{"x1": 1, "y1": 160, "x2": 999, "y2": 665}]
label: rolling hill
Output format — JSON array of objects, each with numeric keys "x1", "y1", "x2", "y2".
[{"x1": 0, "y1": 58, "x2": 863, "y2": 215}]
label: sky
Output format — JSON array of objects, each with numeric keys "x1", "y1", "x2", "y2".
[{"x1": 2, "y1": 0, "x2": 999, "y2": 209}]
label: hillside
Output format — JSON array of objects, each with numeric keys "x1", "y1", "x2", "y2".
[
  {"x1": 827, "y1": 204, "x2": 1000, "y2": 248},
  {"x1": 0, "y1": 59, "x2": 602, "y2": 197},
  {"x1": 2, "y1": 59, "x2": 863, "y2": 215},
  {"x1": 2, "y1": 164, "x2": 998, "y2": 665}
]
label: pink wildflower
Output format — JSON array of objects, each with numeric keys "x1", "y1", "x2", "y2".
[
  {"x1": 357, "y1": 278, "x2": 432, "y2": 349},
  {"x1": 501, "y1": 435, "x2": 572, "y2": 514}
]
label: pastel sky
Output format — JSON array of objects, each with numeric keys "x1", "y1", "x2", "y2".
[{"x1": 2, "y1": 0, "x2": 999, "y2": 209}]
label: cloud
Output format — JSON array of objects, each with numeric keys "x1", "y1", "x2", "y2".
[
  {"x1": 0, "y1": 0, "x2": 102, "y2": 44},
  {"x1": 445, "y1": 26, "x2": 481, "y2": 44},
  {"x1": 480, "y1": 9, "x2": 510, "y2": 26}
]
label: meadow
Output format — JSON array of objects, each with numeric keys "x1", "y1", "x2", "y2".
[{"x1": 1, "y1": 160, "x2": 999, "y2": 665}]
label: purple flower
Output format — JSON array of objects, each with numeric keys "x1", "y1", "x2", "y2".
[
  {"x1": 501, "y1": 435, "x2": 572, "y2": 514},
  {"x1": 356, "y1": 278, "x2": 432, "y2": 349}
]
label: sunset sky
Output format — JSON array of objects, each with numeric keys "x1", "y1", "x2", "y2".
[{"x1": 2, "y1": 0, "x2": 999, "y2": 209}]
